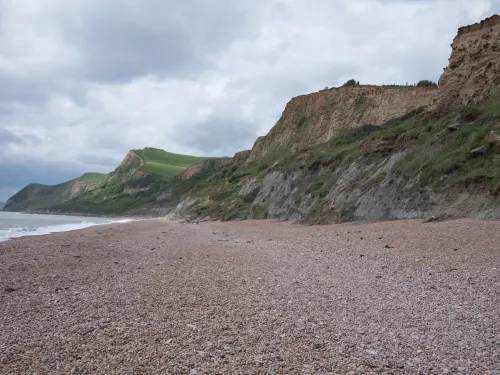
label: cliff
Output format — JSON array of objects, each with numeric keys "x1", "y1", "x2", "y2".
[
  {"x1": 7, "y1": 15, "x2": 500, "y2": 223},
  {"x1": 180, "y1": 157, "x2": 233, "y2": 180},
  {"x1": 5, "y1": 149, "x2": 215, "y2": 213},
  {"x1": 4, "y1": 177, "x2": 104, "y2": 212},
  {"x1": 168, "y1": 15, "x2": 500, "y2": 223},
  {"x1": 434, "y1": 15, "x2": 500, "y2": 113},
  {"x1": 248, "y1": 86, "x2": 436, "y2": 162}
]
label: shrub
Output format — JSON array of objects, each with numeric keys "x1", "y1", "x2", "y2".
[
  {"x1": 343, "y1": 79, "x2": 360, "y2": 87},
  {"x1": 416, "y1": 80, "x2": 438, "y2": 88}
]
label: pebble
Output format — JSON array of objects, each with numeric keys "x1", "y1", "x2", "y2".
[{"x1": 0, "y1": 218, "x2": 498, "y2": 374}]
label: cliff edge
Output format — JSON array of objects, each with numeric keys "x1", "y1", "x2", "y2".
[
  {"x1": 434, "y1": 14, "x2": 500, "y2": 113},
  {"x1": 248, "y1": 85, "x2": 436, "y2": 162}
]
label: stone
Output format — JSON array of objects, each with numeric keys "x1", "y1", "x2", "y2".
[
  {"x1": 447, "y1": 122, "x2": 462, "y2": 131},
  {"x1": 470, "y1": 145, "x2": 489, "y2": 155},
  {"x1": 487, "y1": 130, "x2": 500, "y2": 144}
]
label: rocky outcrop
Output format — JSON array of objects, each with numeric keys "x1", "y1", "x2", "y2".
[
  {"x1": 71, "y1": 180, "x2": 102, "y2": 196},
  {"x1": 237, "y1": 150, "x2": 500, "y2": 223},
  {"x1": 434, "y1": 15, "x2": 500, "y2": 113},
  {"x1": 180, "y1": 163, "x2": 203, "y2": 180},
  {"x1": 180, "y1": 152, "x2": 251, "y2": 180},
  {"x1": 112, "y1": 151, "x2": 145, "y2": 179},
  {"x1": 233, "y1": 150, "x2": 251, "y2": 162},
  {"x1": 180, "y1": 158, "x2": 234, "y2": 180},
  {"x1": 248, "y1": 86, "x2": 436, "y2": 162}
]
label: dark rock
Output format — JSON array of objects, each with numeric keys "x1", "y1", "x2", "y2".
[{"x1": 447, "y1": 122, "x2": 462, "y2": 131}]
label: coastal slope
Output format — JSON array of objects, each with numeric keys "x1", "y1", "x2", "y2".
[
  {"x1": 5, "y1": 15, "x2": 500, "y2": 223},
  {"x1": 3, "y1": 173, "x2": 107, "y2": 212},
  {"x1": 4, "y1": 148, "x2": 214, "y2": 213}
]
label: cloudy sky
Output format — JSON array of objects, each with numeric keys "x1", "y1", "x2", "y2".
[{"x1": 1, "y1": 0, "x2": 499, "y2": 201}]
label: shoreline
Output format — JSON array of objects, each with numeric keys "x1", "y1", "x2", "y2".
[
  {"x1": 1, "y1": 208, "x2": 158, "y2": 219},
  {"x1": 1, "y1": 218, "x2": 499, "y2": 374},
  {"x1": 0, "y1": 212, "x2": 146, "y2": 243}
]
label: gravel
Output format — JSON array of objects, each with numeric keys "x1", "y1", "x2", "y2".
[{"x1": 0, "y1": 218, "x2": 499, "y2": 374}]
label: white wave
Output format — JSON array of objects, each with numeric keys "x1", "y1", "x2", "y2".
[{"x1": 0, "y1": 219, "x2": 132, "y2": 242}]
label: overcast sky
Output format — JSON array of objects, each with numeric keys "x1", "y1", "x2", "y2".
[{"x1": 1, "y1": 0, "x2": 499, "y2": 201}]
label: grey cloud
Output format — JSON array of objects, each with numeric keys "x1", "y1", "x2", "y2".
[
  {"x1": 65, "y1": 1, "x2": 267, "y2": 82},
  {"x1": 0, "y1": 129, "x2": 22, "y2": 145},
  {"x1": 175, "y1": 117, "x2": 258, "y2": 156}
]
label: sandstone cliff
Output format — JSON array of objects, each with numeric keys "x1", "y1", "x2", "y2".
[
  {"x1": 169, "y1": 15, "x2": 500, "y2": 223},
  {"x1": 248, "y1": 86, "x2": 436, "y2": 162},
  {"x1": 434, "y1": 15, "x2": 500, "y2": 113}
]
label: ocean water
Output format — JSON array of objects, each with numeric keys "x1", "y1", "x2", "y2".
[{"x1": 0, "y1": 211, "x2": 130, "y2": 242}]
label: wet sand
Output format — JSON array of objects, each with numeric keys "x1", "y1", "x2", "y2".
[{"x1": 0, "y1": 218, "x2": 499, "y2": 374}]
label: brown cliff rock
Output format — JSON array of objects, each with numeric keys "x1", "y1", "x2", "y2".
[
  {"x1": 434, "y1": 15, "x2": 500, "y2": 113},
  {"x1": 180, "y1": 163, "x2": 203, "y2": 180},
  {"x1": 248, "y1": 85, "x2": 436, "y2": 162},
  {"x1": 233, "y1": 150, "x2": 251, "y2": 162}
]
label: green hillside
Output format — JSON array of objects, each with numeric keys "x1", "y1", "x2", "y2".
[
  {"x1": 79, "y1": 172, "x2": 108, "y2": 183},
  {"x1": 134, "y1": 148, "x2": 216, "y2": 178},
  {"x1": 12, "y1": 148, "x2": 223, "y2": 214},
  {"x1": 139, "y1": 162, "x2": 186, "y2": 178}
]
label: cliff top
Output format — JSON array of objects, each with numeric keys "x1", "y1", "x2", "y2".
[
  {"x1": 456, "y1": 14, "x2": 500, "y2": 39},
  {"x1": 291, "y1": 84, "x2": 436, "y2": 102}
]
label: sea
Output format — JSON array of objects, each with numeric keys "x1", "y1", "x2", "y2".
[{"x1": 0, "y1": 211, "x2": 130, "y2": 242}]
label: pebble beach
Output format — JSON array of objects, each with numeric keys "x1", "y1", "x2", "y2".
[{"x1": 1, "y1": 218, "x2": 499, "y2": 374}]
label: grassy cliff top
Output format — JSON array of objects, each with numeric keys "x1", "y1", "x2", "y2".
[
  {"x1": 79, "y1": 172, "x2": 108, "y2": 183},
  {"x1": 135, "y1": 148, "x2": 216, "y2": 167},
  {"x1": 134, "y1": 148, "x2": 219, "y2": 178}
]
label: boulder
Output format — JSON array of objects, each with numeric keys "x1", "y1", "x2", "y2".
[{"x1": 487, "y1": 130, "x2": 500, "y2": 144}]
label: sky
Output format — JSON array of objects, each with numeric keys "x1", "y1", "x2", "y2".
[{"x1": 1, "y1": 0, "x2": 500, "y2": 201}]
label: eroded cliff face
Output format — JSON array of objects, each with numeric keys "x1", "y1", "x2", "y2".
[
  {"x1": 71, "y1": 181, "x2": 102, "y2": 196},
  {"x1": 170, "y1": 15, "x2": 500, "y2": 224},
  {"x1": 112, "y1": 151, "x2": 146, "y2": 179},
  {"x1": 434, "y1": 15, "x2": 500, "y2": 113},
  {"x1": 248, "y1": 86, "x2": 436, "y2": 162}
]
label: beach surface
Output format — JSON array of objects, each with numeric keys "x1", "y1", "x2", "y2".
[{"x1": 0, "y1": 218, "x2": 499, "y2": 374}]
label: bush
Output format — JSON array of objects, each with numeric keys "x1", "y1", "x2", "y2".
[
  {"x1": 343, "y1": 79, "x2": 360, "y2": 87},
  {"x1": 416, "y1": 80, "x2": 437, "y2": 88}
]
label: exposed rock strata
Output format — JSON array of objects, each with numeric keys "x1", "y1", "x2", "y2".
[
  {"x1": 434, "y1": 14, "x2": 500, "y2": 113},
  {"x1": 248, "y1": 86, "x2": 436, "y2": 161}
]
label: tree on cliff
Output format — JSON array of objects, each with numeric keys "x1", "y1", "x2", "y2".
[
  {"x1": 343, "y1": 79, "x2": 360, "y2": 87},
  {"x1": 416, "y1": 80, "x2": 437, "y2": 88}
]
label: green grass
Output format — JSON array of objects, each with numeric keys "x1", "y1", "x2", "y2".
[
  {"x1": 79, "y1": 172, "x2": 108, "y2": 183},
  {"x1": 134, "y1": 147, "x2": 220, "y2": 178},
  {"x1": 395, "y1": 95, "x2": 500, "y2": 187},
  {"x1": 135, "y1": 148, "x2": 215, "y2": 168},
  {"x1": 139, "y1": 162, "x2": 186, "y2": 178}
]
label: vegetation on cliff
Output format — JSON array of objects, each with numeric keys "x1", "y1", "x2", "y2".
[
  {"x1": 79, "y1": 173, "x2": 108, "y2": 183},
  {"x1": 5, "y1": 15, "x2": 500, "y2": 223},
  {"x1": 4, "y1": 149, "x2": 215, "y2": 213},
  {"x1": 135, "y1": 148, "x2": 215, "y2": 178}
]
